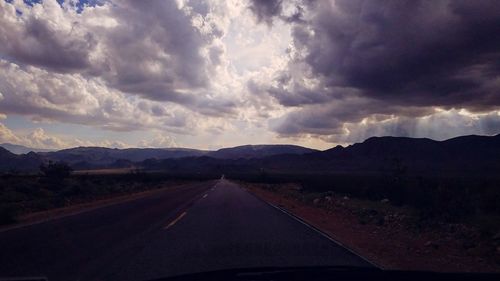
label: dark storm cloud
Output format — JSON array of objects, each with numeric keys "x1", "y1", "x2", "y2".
[
  {"x1": 249, "y1": 0, "x2": 500, "y2": 140},
  {"x1": 270, "y1": 97, "x2": 429, "y2": 136},
  {"x1": 248, "y1": 0, "x2": 283, "y2": 25},
  {"x1": 248, "y1": 0, "x2": 308, "y2": 25},
  {"x1": 267, "y1": 84, "x2": 329, "y2": 107},
  {"x1": 300, "y1": 0, "x2": 500, "y2": 107},
  {"x1": 0, "y1": 11, "x2": 95, "y2": 72}
]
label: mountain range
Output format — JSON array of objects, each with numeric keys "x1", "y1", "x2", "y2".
[
  {"x1": 0, "y1": 143, "x2": 317, "y2": 172},
  {"x1": 0, "y1": 147, "x2": 44, "y2": 172},
  {"x1": 1, "y1": 135, "x2": 499, "y2": 175},
  {"x1": 139, "y1": 134, "x2": 500, "y2": 177}
]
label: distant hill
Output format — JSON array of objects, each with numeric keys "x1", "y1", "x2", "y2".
[
  {"x1": 0, "y1": 143, "x2": 318, "y2": 172},
  {"x1": 0, "y1": 147, "x2": 43, "y2": 172},
  {"x1": 41, "y1": 147, "x2": 209, "y2": 168},
  {"x1": 207, "y1": 145, "x2": 317, "y2": 159},
  {"x1": 37, "y1": 144, "x2": 317, "y2": 169},
  {"x1": 0, "y1": 143, "x2": 53, "y2": 154},
  {"x1": 140, "y1": 134, "x2": 500, "y2": 177},
  {"x1": 2, "y1": 135, "x2": 499, "y2": 174},
  {"x1": 259, "y1": 134, "x2": 500, "y2": 174}
]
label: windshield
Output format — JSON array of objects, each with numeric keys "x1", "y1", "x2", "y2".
[{"x1": 0, "y1": 0, "x2": 499, "y2": 280}]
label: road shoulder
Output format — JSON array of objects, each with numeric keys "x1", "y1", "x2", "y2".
[
  {"x1": 242, "y1": 182, "x2": 500, "y2": 273},
  {"x1": 0, "y1": 181, "x2": 196, "y2": 232}
]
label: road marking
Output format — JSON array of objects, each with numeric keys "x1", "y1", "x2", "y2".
[
  {"x1": 243, "y1": 187, "x2": 382, "y2": 269},
  {"x1": 0, "y1": 182, "x2": 198, "y2": 234},
  {"x1": 164, "y1": 212, "x2": 187, "y2": 230},
  {"x1": 202, "y1": 194, "x2": 208, "y2": 198}
]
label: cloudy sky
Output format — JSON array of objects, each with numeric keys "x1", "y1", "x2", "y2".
[{"x1": 0, "y1": 0, "x2": 499, "y2": 150}]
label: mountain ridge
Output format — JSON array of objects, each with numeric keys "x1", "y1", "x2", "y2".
[{"x1": 1, "y1": 134, "x2": 499, "y2": 173}]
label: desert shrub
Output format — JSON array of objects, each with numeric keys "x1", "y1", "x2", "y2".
[
  {"x1": 234, "y1": 169, "x2": 500, "y2": 225},
  {"x1": 477, "y1": 184, "x2": 500, "y2": 213},
  {"x1": 40, "y1": 161, "x2": 73, "y2": 180},
  {"x1": 29, "y1": 198, "x2": 54, "y2": 211},
  {"x1": 302, "y1": 192, "x2": 324, "y2": 203},
  {"x1": 471, "y1": 214, "x2": 500, "y2": 237},
  {"x1": 0, "y1": 203, "x2": 19, "y2": 225}
]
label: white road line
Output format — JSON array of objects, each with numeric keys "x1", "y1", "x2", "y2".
[
  {"x1": 202, "y1": 194, "x2": 208, "y2": 198},
  {"x1": 241, "y1": 186, "x2": 383, "y2": 269},
  {"x1": 270, "y1": 204, "x2": 382, "y2": 268},
  {"x1": 164, "y1": 212, "x2": 187, "y2": 230}
]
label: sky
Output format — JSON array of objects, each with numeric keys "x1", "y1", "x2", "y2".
[{"x1": 0, "y1": 0, "x2": 499, "y2": 150}]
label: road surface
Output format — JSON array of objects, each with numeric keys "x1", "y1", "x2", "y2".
[{"x1": 0, "y1": 179, "x2": 372, "y2": 281}]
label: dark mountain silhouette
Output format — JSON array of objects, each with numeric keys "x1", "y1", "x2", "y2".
[
  {"x1": 299, "y1": 134, "x2": 500, "y2": 174},
  {"x1": 40, "y1": 147, "x2": 209, "y2": 168},
  {"x1": 1, "y1": 134, "x2": 499, "y2": 174},
  {"x1": 140, "y1": 134, "x2": 500, "y2": 176},
  {"x1": 207, "y1": 144, "x2": 317, "y2": 159},
  {"x1": 31, "y1": 144, "x2": 315, "y2": 169},
  {"x1": 0, "y1": 147, "x2": 44, "y2": 172}
]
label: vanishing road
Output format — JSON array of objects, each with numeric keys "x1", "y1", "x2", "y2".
[{"x1": 0, "y1": 179, "x2": 372, "y2": 281}]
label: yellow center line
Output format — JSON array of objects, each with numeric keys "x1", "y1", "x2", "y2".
[{"x1": 164, "y1": 212, "x2": 187, "y2": 230}]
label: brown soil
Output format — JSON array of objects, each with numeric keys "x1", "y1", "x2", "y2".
[{"x1": 244, "y1": 183, "x2": 500, "y2": 272}]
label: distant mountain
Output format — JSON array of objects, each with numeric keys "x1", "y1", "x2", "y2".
[
  {"x1": 271, "y1": 134, "x2": 500, "y2": 174},
  {"x1": 2, "y1": 135, "x2": 499, "y2": 174},
  {"x1": 0, "y1": 143, "x2": 53, "y2": 154},
  {"x1": 141, "y1": 134, "x2": 500, "y2": 177},
  {"x1": 41, "y1": 147, "x2": 209, "y2": 168},
  {"x1": 0, "y1": 147, "x2": 44, "y2": 172},
  {"x1": 207, "y1": 145, "x2": 317, "y2": 159},
  {"x1": 0, "y1": 143, "x2": 318, "y2": 172},
  {"x1": 38, "y1": 144, "x2": 317, "y2": 169}
]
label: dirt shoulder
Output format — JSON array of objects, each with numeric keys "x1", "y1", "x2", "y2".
[
  {"x1": 0, "y1": 181, "x2": 192, "y2": 231},
  {"x1": 242, "y1": 182, "x2": 500, "y2": 272}
]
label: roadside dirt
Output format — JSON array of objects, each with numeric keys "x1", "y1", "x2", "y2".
[
  {"x1": 244, "y1": 182, "x2": 500, "y2": 272},
  {"x1": 0, "y1": 181, "x2": 191, "y2": 231}
]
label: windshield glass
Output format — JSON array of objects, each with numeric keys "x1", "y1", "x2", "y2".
[{"x1": 0, "y1": 0, "x2": 499, "y2": 280}]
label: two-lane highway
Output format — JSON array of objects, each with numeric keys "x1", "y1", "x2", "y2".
[{"x1": 0, "y1": 179, "x2": 372, "y2": 281}]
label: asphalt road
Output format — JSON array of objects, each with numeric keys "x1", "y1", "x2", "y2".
[{"x1": 0, "y1": 179, "x2": 372, "y2": 281}]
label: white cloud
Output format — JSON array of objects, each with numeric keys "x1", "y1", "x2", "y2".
[
  {"x1": 0, "y1": 121, "x2": 130, "y2": 149},
  {"x1": 0, "y1": 0, "x2": 276, "y2": 144},
  {"x1": 0, "y1": 122, "x2": 22, "y2": 145},
  {"x1": 25, "y1": 128, "x2": 67, "y2": 149},
  {"x1": 138, "y1": 134, "x2": 177, "y2": 148},
  {"x1": 0, "y1": 122, "x2": 70, "y2": 149},
  {"x1": 0, "y1": 59, "x2": 205, "y2": 134}
]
